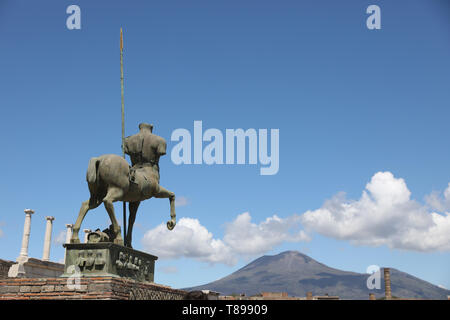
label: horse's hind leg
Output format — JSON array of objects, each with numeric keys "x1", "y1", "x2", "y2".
[
  {"x1": 71, "y1": 198, "x2": 101, "y2": 243},
  {"x1": 103, "y1": 187, "x2": 124, "y2": 245},
  {"x1": 155, "y1": 186, "x2": 176, "y2": 230},
  {"x1": 126, "y1": 201, "x2": 140, "y2": 248}
]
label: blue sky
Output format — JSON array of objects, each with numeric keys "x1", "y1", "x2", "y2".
[{"x1": 0, "y1": 0, "x2": 449, "y2": 292}]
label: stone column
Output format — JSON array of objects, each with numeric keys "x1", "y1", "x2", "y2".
[
  {"x1": 384, "y1": 268, "x2": 392, "y2": 300},
  {"x1": 306, "y1": 292, "x2": 313, "y2": 300},
  {"x1": 42, "y1": 216, "x2": 55, "y2": 261},
  {"x1": 64, "y1": 224, "x2": 73, "y2": 264},
  {"x1": 65, "y1": 224, "x2": 73, "y2": 244},
  {"x1": 83, "y1": 229, "x2": 91, "y2": 243},
  {"x1": 18, "y1": 209, "x2": 35, "y2": 263}
]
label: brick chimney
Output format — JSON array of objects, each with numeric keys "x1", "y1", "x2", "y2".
[{"x1": 383, "y1": 268, "x2": 392, "y2": 300}]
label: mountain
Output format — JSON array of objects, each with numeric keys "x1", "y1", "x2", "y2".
[{"x1": 183, "y1": 251, "x2": 450, "y2": 300}]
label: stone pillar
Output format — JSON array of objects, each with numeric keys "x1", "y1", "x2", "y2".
[
  {"x1": 18, "y1": 209, "x2": 35, "y2": 263},
  {"x1": 64, "y1": 224, "x2": 73, "y2": 264},
  {"x1": 384, "y1": 268, "x2": 392, "y2": 300},
  {"x1": 83, "y1": 229, "x2": 91, "y2": 243},
  {"x1": 65, "y1": 224, "x2": 73, "y2": 244},
  {"x1": 42, "y1": 216, "x2": 55, "y2": 261},
  {"x1": 306, "y1": 292, "x2": 313, "y2": 300},
  {"x1": 369, "y1": 293, "x2": 376, "y2": 300}
]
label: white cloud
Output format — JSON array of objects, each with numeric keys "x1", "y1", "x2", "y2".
[
  {"x1": 142, "y1": 217, "x2": 236, "y2": 265},
  {"x1": 54, "y1": 230, "x2": 67, "y2": 244},
  {"x1": 142, "y1": 171, "x2": 450, "y2": 263},
  {"x1": 425, "y1": 183, "x2": 450, "y2": 212},
  {"x1": 300, "y1": 172, "x2": 450, "y2": 252},
  {"x1": 141, "y1": 213, "x2": 310, "y2": 266},
  {"x1": 175, "y1": 196, "x2": 190, "y2": 207},
  {"x1": 223, "y1": 212, "x2": 310, "y2": 255}
]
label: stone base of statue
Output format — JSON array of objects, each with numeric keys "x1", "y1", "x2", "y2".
[{"x1": 61, "y1": 243, "x2": 157, "y2": 283}]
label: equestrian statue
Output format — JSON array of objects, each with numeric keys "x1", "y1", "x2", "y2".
[{"x1": 70, "y1": 123, "x2": 176, "y2": 247}]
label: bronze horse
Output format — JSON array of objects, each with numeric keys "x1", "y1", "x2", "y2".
[{"x1": 70, "y1": 151, "x2": 176, "y2": 247}]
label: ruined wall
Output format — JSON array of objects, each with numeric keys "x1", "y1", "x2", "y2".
[
  {"x1": 0, "y1": 259, "x2": 13, "y2": 279},
  {"x1": 0, "y1": 277, "x2": 186, "y2": 300}
]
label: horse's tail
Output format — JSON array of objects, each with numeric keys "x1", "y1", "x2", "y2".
[{"x1": 87, "y1": 157, "x2": 100, "y2": 185}]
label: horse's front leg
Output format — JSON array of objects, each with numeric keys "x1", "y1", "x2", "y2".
[{"x1": 155, "y1": 186, "x2": 176, "y2": 230}]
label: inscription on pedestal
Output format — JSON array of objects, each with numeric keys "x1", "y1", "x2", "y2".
[{"x1": 62, "y1": 243, "x2": 157, "y2": 283}]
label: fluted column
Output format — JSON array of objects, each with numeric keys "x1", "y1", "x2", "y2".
[
  {"x1": 42, "y1": 216, "x2": 55, "y2": 261},
  {"x1": 18, "y1": 209, "x2": 35, "y2": 263}
]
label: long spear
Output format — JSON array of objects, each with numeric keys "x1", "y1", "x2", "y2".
[{"x1": 120, "y1": 28, "x2": 127, "y2": 245}]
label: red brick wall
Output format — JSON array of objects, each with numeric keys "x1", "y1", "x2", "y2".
[{"x1": 0, "y1": 277, "x2": 187, "y2": 300}]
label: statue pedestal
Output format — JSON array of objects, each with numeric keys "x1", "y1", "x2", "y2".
[{"x1": 62, "y1": 243, "x2": 157, "y2": 283}]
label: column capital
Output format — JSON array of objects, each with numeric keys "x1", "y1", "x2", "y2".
[
  {"x1": 24, "y1": 209, "x2": 35, "y2": 215},
  {"x1": 45, "y1": 216, "x2": 55, "y2": 221},
  {"x1": 65, "y1": 223, "x2": 74, "y2": 228}
]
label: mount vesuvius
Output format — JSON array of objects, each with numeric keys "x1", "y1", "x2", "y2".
[{"x1": 183, "y1": 251, "x2": 449, "y2": 300}]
